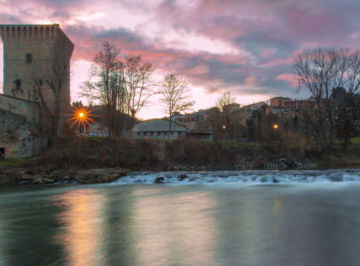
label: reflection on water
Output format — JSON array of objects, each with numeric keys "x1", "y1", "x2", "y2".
[
  {"x1": 54, "y1": 189, "x2": 105, "y2": 266},
  {"x1": 1, "y1": 183, "x2": 360, "y2": 265},
  {"x1": 134, "y1": 189, "x2": 216, "y2": 265},
  {"x1": 272, "y1": 196, "x2": 283, "y2": 235},
  {"x1": 0, "y1": 211, "x2": 6, "y2": 266},
  {"x1": 50, "y1": 186, "x2": 217, "y2": 265}
]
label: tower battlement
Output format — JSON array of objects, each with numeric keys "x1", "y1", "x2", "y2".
[{"x1": 0, "y1": 24, "x2": 73, "y2": 46}]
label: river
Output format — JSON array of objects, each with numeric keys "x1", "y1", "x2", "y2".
[{"x1": 1, "y1": 170, "x2": 360, "y2": 266}]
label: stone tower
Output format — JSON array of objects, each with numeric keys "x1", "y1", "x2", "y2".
[
  {"x1": 0, "y1": 24, "x2": 74, "y2": 158},
  {"x1": 0, "y1": 24, "x2": 74, "y2": 108}
]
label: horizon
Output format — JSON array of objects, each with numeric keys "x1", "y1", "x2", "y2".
[{"x1": 1, "y1": 0, "x2": 359, "y2": 119}]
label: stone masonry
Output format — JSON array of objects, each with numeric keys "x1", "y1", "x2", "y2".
[{"x1": 0, "y1": 24, "x2": 74, "y2": 158}]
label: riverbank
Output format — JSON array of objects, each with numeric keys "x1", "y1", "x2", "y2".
[
  {"x1": 0, "y1": 167, "x2": 129, "y2": 184},
  {"x1": 1, "y1": 136, "x2": 359, "y2": 184}
]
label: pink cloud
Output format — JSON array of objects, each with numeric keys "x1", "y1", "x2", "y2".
[
  {"x1": 1, "y1": 0, "x2": 360, "y2": 119},
  {"x1": 276, "y1": 73, "x2": 297, "y2": 87},
  {"x1": 260, "y1": 49, "x2": 276, "y2": 59},
  {"x1": 260, "y1": 57, "x2": 293, "y2": 67},
  {"x1": 244, "y1": 76, "x2": 257, "y2": 87},
  {"x1": 186, "y1": 64, "x2": 210, "y2": 75}
]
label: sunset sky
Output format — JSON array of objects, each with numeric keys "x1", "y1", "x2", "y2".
[{"x1": 1, "y1": 0, "x2": 360, "y2": 119}]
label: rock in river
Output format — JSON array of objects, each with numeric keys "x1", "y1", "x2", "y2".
[{"x1": 154, "y1": 176, "x2": 165, "y2": 184}]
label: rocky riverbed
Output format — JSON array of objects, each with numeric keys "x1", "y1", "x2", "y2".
[
  {"x1": 0, "y1": 167, "x2": 129, "y2": 184},
  {"x1": 0, "y1": 157, "x2": 318, "y2": 185}
]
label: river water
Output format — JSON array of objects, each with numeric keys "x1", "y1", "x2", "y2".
[{"x1": 1, "y1": 170, "x2": 360, "y2": 266}]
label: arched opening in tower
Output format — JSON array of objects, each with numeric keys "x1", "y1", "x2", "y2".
[{"x1": 0, "y1": 37, "x2": 3, "y2": 94}]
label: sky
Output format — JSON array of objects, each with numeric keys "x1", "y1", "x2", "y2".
[{"x1": 1, "y1": 0, "x2": 360, "y2": 119}]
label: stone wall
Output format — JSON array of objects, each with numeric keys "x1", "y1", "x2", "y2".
[
  {"x1": 0, "y1": 94, "x2": 39, "y2": 122},
  {"x1": 0, "y1": 108, "x2": 46, "y2": 158}
]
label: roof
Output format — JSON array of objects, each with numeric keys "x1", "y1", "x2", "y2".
[
  {"x1": 132, "y1": 119, "x2": 188, "y2": 132},
  {"x1": 242, "y1": 101, "x2": 267, "y2": 109},
  {"x1": 270, "y1": 97, "x2": 291, "y2": 100},
  {"x1": 187, "y1": 130, "x2": 212, "y2": 135}
]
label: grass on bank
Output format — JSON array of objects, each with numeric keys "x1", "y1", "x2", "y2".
[
  {"x1": 0, "y1": 157, "x2": 38, "y2": 168},
  {"x1": 1, "y1": 137, "x2": 360, "y2": 170}
]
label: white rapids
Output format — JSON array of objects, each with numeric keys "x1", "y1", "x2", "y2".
[{"x1": 111, "y1": 169, "x2": 360, "y2": 185}]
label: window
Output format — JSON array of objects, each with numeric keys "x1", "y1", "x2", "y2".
[
  {"x1": 15, "y1": 79, "x2": 21, "y2": 90},
  {"x1": 26, "y1": 53, "x2": 32, "y2": 63},
  {"x1": 137, "y1": 132, "x2": 140, "y2": 136},
  {"x1": 157, "y1": 132, "x2": 160, "y2": 136},
  {"x1": 0, "y1": 148, "x2": 4, "y2": 160}
]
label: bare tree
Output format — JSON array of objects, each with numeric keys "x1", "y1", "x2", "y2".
[
  {"x1": 81, "y1": 42, "x2": 125, "y2": 136},
  {"x1": 216, "y1": 91, "x2": 235, "y2": 112},
  {"x1": 294, "y1": 48, "x2": 360, "y2": 151},
  {"x1": 160, "y1": 74, "x2": 194, "y2": 133},
  {"x1": 330, "y1": 50, "x2": 360, "y2": 152},
  {"x1": 293, "y1": 48, "x2": 346, "y2": 151},
  {"x1": 82, "y1": 43, "x2": 155, "y2": 132},
  {"x1": 343, "y1": 50, "x2": 360, "y2": 95},
  {"x1": 121, "y1": 55, "x2": 154, "y2": 128}
]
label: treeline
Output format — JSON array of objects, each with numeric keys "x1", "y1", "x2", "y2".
[
  {"x1": 77, "y1": 43, "x2": 359, "y2": 154},
  {"x1": 80, "y1": 42, "x2": 194, "y2": 137},
  {"x1": 204, "y1": 48, "x2": 360, "y2": 154},
  {"x1": 293, "y1": 48, "x2": 360, "y2": 152}
]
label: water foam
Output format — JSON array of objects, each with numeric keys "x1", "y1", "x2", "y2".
[{"x1": 111, "y1": 170, "x2": 360, "y2": 185}]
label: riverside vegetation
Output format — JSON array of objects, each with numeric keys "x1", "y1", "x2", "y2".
[{"x1": 1, "y1": 136, "x2": 360, "y2": 184}]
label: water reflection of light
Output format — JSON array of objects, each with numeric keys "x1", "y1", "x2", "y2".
[
  {"x1": 273, "y1": 197, "x2": 283, "y2": 235},
  {"x1": 0, "y1": 38, "x2": 3, "y2": 94},
  {"x1": 134, "y1": 189, "x2": 217, "y2": 266},
  {"x1": 0, "y1": 213, "x2": 6, "y2": 265},
  {"x1": 54, "y1": 189, "x2": 105, "y2": 266}
]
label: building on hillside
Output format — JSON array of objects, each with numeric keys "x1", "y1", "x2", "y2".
[
  {"x1": 186, "y1": 130, "x2": 213, "y2": 141},
  {"x1": 132, "y1": 119, "x2": 188, "y2": 140},
  {"x1": 172, "y1": 111, "x2": 213, "y2": 141},
  {"x1": 268, "y1": 97, "x2": 315, "y2": 114},
  {"x1": 81, "y1": 123, "x2": 109, "y2": 137},
  {"x1": 288, "y1": 99, "x2": 315, "y2": 110},
  {"x1": 0, "y1": 24, "x2": 74, "y2": 158},
  {"x1": 237, "y1": 101, "x2": 268, "y2": 125},
  {"x1": 223, "y1": 103, "x2": 241, "y2": 112}
]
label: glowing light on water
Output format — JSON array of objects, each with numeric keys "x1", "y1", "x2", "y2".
[
  {"x1": 0, "y1": 38, "x2": 3, "y2": 94},
  {"x1": 133, "y1": 189, "x2": 217, "y2": 265},
  {"x1": 54, "y1": 189, "x2": 105, "y2": 266}
]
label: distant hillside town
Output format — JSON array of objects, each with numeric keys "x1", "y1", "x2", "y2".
[{"x1": 83, "y1": 95, "x2": 316, "y2": 143}]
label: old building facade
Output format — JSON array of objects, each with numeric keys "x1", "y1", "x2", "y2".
[
  {"x1": 133, "y1": 119, "x2": 188, "y2": 140},
  {"x1": 0, "y1": 24, "x2": 74, "y2": 158}
]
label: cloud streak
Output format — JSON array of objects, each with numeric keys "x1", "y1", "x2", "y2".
[{"x1": 1, "y1": 0, "x2": 360, "y2": 117}]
